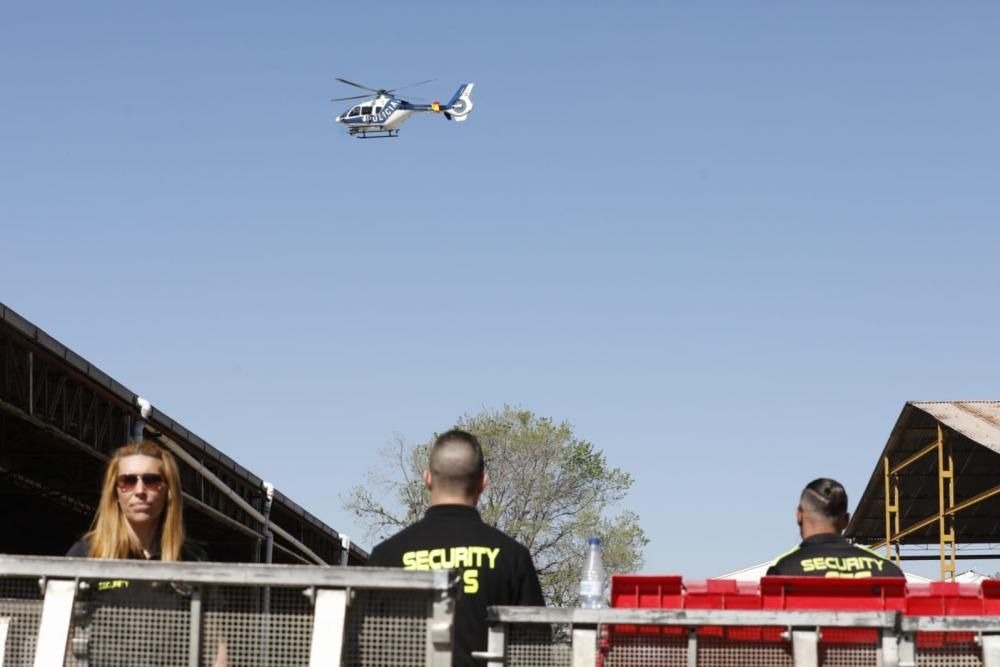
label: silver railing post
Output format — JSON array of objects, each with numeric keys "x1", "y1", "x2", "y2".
[
  {"x1": 880, "y1": 627, "x2": 899, "y2": 667},
  {"x1": 1, "y1": 615, "x2": 12, "y2": 666},
  {"x1": 790, "y1": 629, "x2": 819, "y2": 667},
  {"x1": 308, "y1": 588, "x2": 349, "y2": 667},
  {"x1": 187, "y1": 587, "x2": 203, "y2": 667},
  {"x1": 427, "y1": 573, "x2": 455, "y2": 667},
  {"x1": 981, "y1": 633, "x2": 1000, "y2": 667},
  {"x1": 897, "y1": 631, "x2": 916, "y2": 667},
  {"x1": 33, "y1": 579, "x2": 76, "y2": 667},
  {"x1": 472, "y1": 623, "x2": 506, "y2": 667},
  {"x1": 570, "y1": 626, "x2": 598, "y2": 667},
  {"x1": 687, "y1": 626, "x2": 698, "y2": 667}
]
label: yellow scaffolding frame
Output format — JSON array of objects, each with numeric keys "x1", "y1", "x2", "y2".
[{"x1": 874, "y1": 425, "x2": 958, "y2": 580}]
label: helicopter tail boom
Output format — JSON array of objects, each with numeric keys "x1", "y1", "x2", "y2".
[{"x1": 443, "y1": 83, "x2": 474, "y2": 122}]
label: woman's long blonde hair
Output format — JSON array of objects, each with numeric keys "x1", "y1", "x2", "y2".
[{"x1": 85, "y1": 440, "x2": 185, "y2": 560}]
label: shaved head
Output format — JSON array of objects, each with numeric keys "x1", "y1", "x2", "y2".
[{"x1": 428, "y1": 429, "x2": 485, "y2": 499}]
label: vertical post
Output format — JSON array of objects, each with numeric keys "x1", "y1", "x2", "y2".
[
  {"x1": 884, "y1": 456, "x2": 893, "y2": 559},
  {"x1": 482, "y1": 623, "x2": 506, "y2": 667},
  {"x1": 261, "y1": 482, "x2": 275, "y2": 667},
  {"x1": 187, "y1": 587, "x2": 203, "y2": 667},
  {"x1": 790, "y1": 629, "x2": 819, "y2": 667},
  {"x1": 26, "y1": 351, "x2": 33, "y2": 416},
  {"x1": 340, "y1": 535, "x2": 351, "y2": 567},
  {"x1": 33, "y1": 579, "x2": 76, "y2": 667},
  {"x1": 687, "y1": 626, "x2": 698, "y2": 667},
  {"x1": 898, "y1": 631, "x2": 916, "y2": 667},
  {"x1": 426, "y1": 585, "x2": 454, "y2": 667},
  {"x1": 571, "y1": 627, "x2": 597, "y2": 667},
  {"x1": 945, "y1": 431, "x2": 956, "y2": 580},
  {"x1": 308, "y1": 589, "x2": 348, "y2": 667},
  {"x1": 982, "y1": 634, "x2": 1000, "y2": 667},
  {"x1": 937, "y1": 425, "x2": 956, "y2": 581},
  {"x1": 880, "y1": 628, "x2": 900, "y2": 667},
  {"x1": 1, "y1": 616, "x2": 11, "y2": 666},
  {"x1": 893, "y1": 480, "x2": 901, "y2": 565}
]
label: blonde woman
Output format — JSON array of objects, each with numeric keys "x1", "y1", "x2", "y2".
[
  {"x1": 68, "y1": 440, "x2": 226, "y2": 665},
  {"x1": 68, "y1": 439, "x2": 193, "y2": 560}
]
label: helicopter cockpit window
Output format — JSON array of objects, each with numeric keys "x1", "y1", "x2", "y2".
[
  {"x1": 375, "y1": 106, "x2": 382, "y2": 115},
  {"x1": 348, "y1": 107, "x2": 360, "y2": 117},
  {"x1": 361, "y1": 106, "x2": 372, "y2": 115}
]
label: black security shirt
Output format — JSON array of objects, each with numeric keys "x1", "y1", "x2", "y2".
[
  {"x1": 368, "y1": 504, "x2": 544, "y2": 666},
  {"x1": 766, "y1": 533, "x2": 905, "y2": 578}
]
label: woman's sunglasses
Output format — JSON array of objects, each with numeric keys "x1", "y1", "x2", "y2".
[{"x1": 116, "y1": 473, "x2": 165, "y2": 492}]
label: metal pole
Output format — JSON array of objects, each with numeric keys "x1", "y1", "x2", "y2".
[
  {"x1": 33, "y1": 579, "x2": 76, "y2": 667},
  {"x1": 884, "y1": 456, "x2": 893, "y2": 559},
  {"x1": 261, "y1": 482, "x2": 275, "y2": 667},
  {"x1": 187, "y1": 587, "x2": 203, "y2": 667},
  {"x1": 790, "y1": 629, "x2": 819, "y2": 667}
]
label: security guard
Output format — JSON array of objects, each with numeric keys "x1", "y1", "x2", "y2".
[
  {"x1": 767, "y1": 478, "x2": 904, "y2": 578},
  {"x1": 368, "y1": 429, "x2": 544, "y2": 666}
]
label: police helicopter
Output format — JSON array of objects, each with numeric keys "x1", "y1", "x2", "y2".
[{"x1": 333, "y1": 77, "x2": 475, "y2": 139}]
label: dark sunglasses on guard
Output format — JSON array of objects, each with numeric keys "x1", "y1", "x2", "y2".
[{"x1": 116, "y1": 473, "x2": 165, "y2": 491}]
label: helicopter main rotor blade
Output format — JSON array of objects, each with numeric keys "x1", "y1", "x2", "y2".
[
  {"x1": 387, "y1": 79, "x2": 435, "y2": 93},
  {"x1": 335, "y1": 77, "x2": 381, "y2": 93},
  {"x1": 331, "y1": 93, "x2": 372, "y2": 102}
]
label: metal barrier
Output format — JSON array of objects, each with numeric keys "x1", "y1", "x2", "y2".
[
  {"x1": 479, "y1": 606, "x2": 1000, "y2": 667},
  {"x1": 0, "y1": 555, "x2": 456, "y2": 666}
]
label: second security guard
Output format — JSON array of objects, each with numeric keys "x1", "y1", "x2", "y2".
[{"x1": 767, "y1": 478, "x2": 904, "y2": 579}]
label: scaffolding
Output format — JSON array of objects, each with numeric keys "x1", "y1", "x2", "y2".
[{"x1": 847, "y1": 401, "x2": 1000, "y2": 581}]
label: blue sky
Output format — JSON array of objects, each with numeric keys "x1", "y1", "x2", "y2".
[{"x1": 2, "y1": 1, "x2": 999, "y2": 578}]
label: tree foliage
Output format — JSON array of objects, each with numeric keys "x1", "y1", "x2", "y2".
[{"x1": 344, "y1": 406, "x2": 648, "y2": 606}]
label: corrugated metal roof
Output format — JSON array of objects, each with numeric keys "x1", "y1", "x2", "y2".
[
  {"x1": 909, "y1": 401, "x2": 1000, "y2": 454},
  {"x1": 846, "y1": 400, "x2": 1000, "y2": 547}
]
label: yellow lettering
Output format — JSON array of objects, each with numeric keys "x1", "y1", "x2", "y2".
[
  {"x1": 802, "y1": 559, "x2": 814, "y2": 572},
  {"x1": 402, "y1": 552, "x2": 417, "y2": 570},
  {"x1": 97, "y1": 580, "x2": 129, "y2": 591},
  {"x1": 429, "y1": 548, "x2": 446, "y2": 568},
  {"x1": 452, "y1": 547, "x2": 470, "y2": 568},
  {"x1": 825, "y1": 557, "x2": 840, "y2": 570},
  {"x1": 463, "y1": 569, "x2": 479, "y2": 594},
  {"x1": 485, "y1": 548, "x2": 500, "y2": 569}
]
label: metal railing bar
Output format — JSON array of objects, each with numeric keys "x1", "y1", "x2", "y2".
[
  {"x1": 0, "y1": 556, "x2": 453, "y2": 590},
  {"x1": 486, "y1": 606, "x2": 901, "y2": 628}
]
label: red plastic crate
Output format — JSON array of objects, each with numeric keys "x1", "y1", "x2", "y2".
[
  {"x1": 905, "y1": 581, "x2": 984, "y2": 648},
  {"x1": 905, "y1": 582, "x2": 985, "y2": 615},
  {"x1": 611, "y1": 574, "x2": 684, "y2": 609},
  {"x1": 760, "y1": 576, "x2": 907, "y2": 611},
  {"x1": 760, "y1": 576, "x2": 906, "y2": 644},
  {"x1": 608, "y1": 575, "x2": 685, "y2": 638},
  {"x1": 684, "y1": 579, "x2": 767, "y2": 640}
]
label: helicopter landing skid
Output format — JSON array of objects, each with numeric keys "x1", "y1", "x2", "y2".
[{"x1": 349, "y1": 127, "x2": 399, "y2": 139}]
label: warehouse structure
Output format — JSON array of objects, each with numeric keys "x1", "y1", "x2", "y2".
[{"x1": 0, "y1": 302, "x2": 366, "y2": 565}]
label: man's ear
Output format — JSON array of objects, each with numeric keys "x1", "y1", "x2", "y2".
[
  {"x1": 796, "y1": 506, "x2": 804, "y2": 527},
  {"x1": 423, "y1": 470, "x2": 432, "y2": 490},
  {"x1": 479, "y1": 472, "x2": 489, "y2": 494}
]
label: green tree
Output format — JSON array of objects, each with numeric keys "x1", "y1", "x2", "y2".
[{"x1": 344, "y1": 406, "x2": 648, "y2": 606}]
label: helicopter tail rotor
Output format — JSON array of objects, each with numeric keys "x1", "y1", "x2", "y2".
[{"x1": 443, "y1": 83, "x2": 474, "y2": 122}]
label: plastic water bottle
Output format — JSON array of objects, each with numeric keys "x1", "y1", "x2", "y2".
[{"x1": 579, "y1": 536, "x2": 607, "y2": 608}]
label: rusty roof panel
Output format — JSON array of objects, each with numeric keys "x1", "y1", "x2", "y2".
[{"x1": 910, "y1": 401, "x2": 1000, "y2": 454}]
